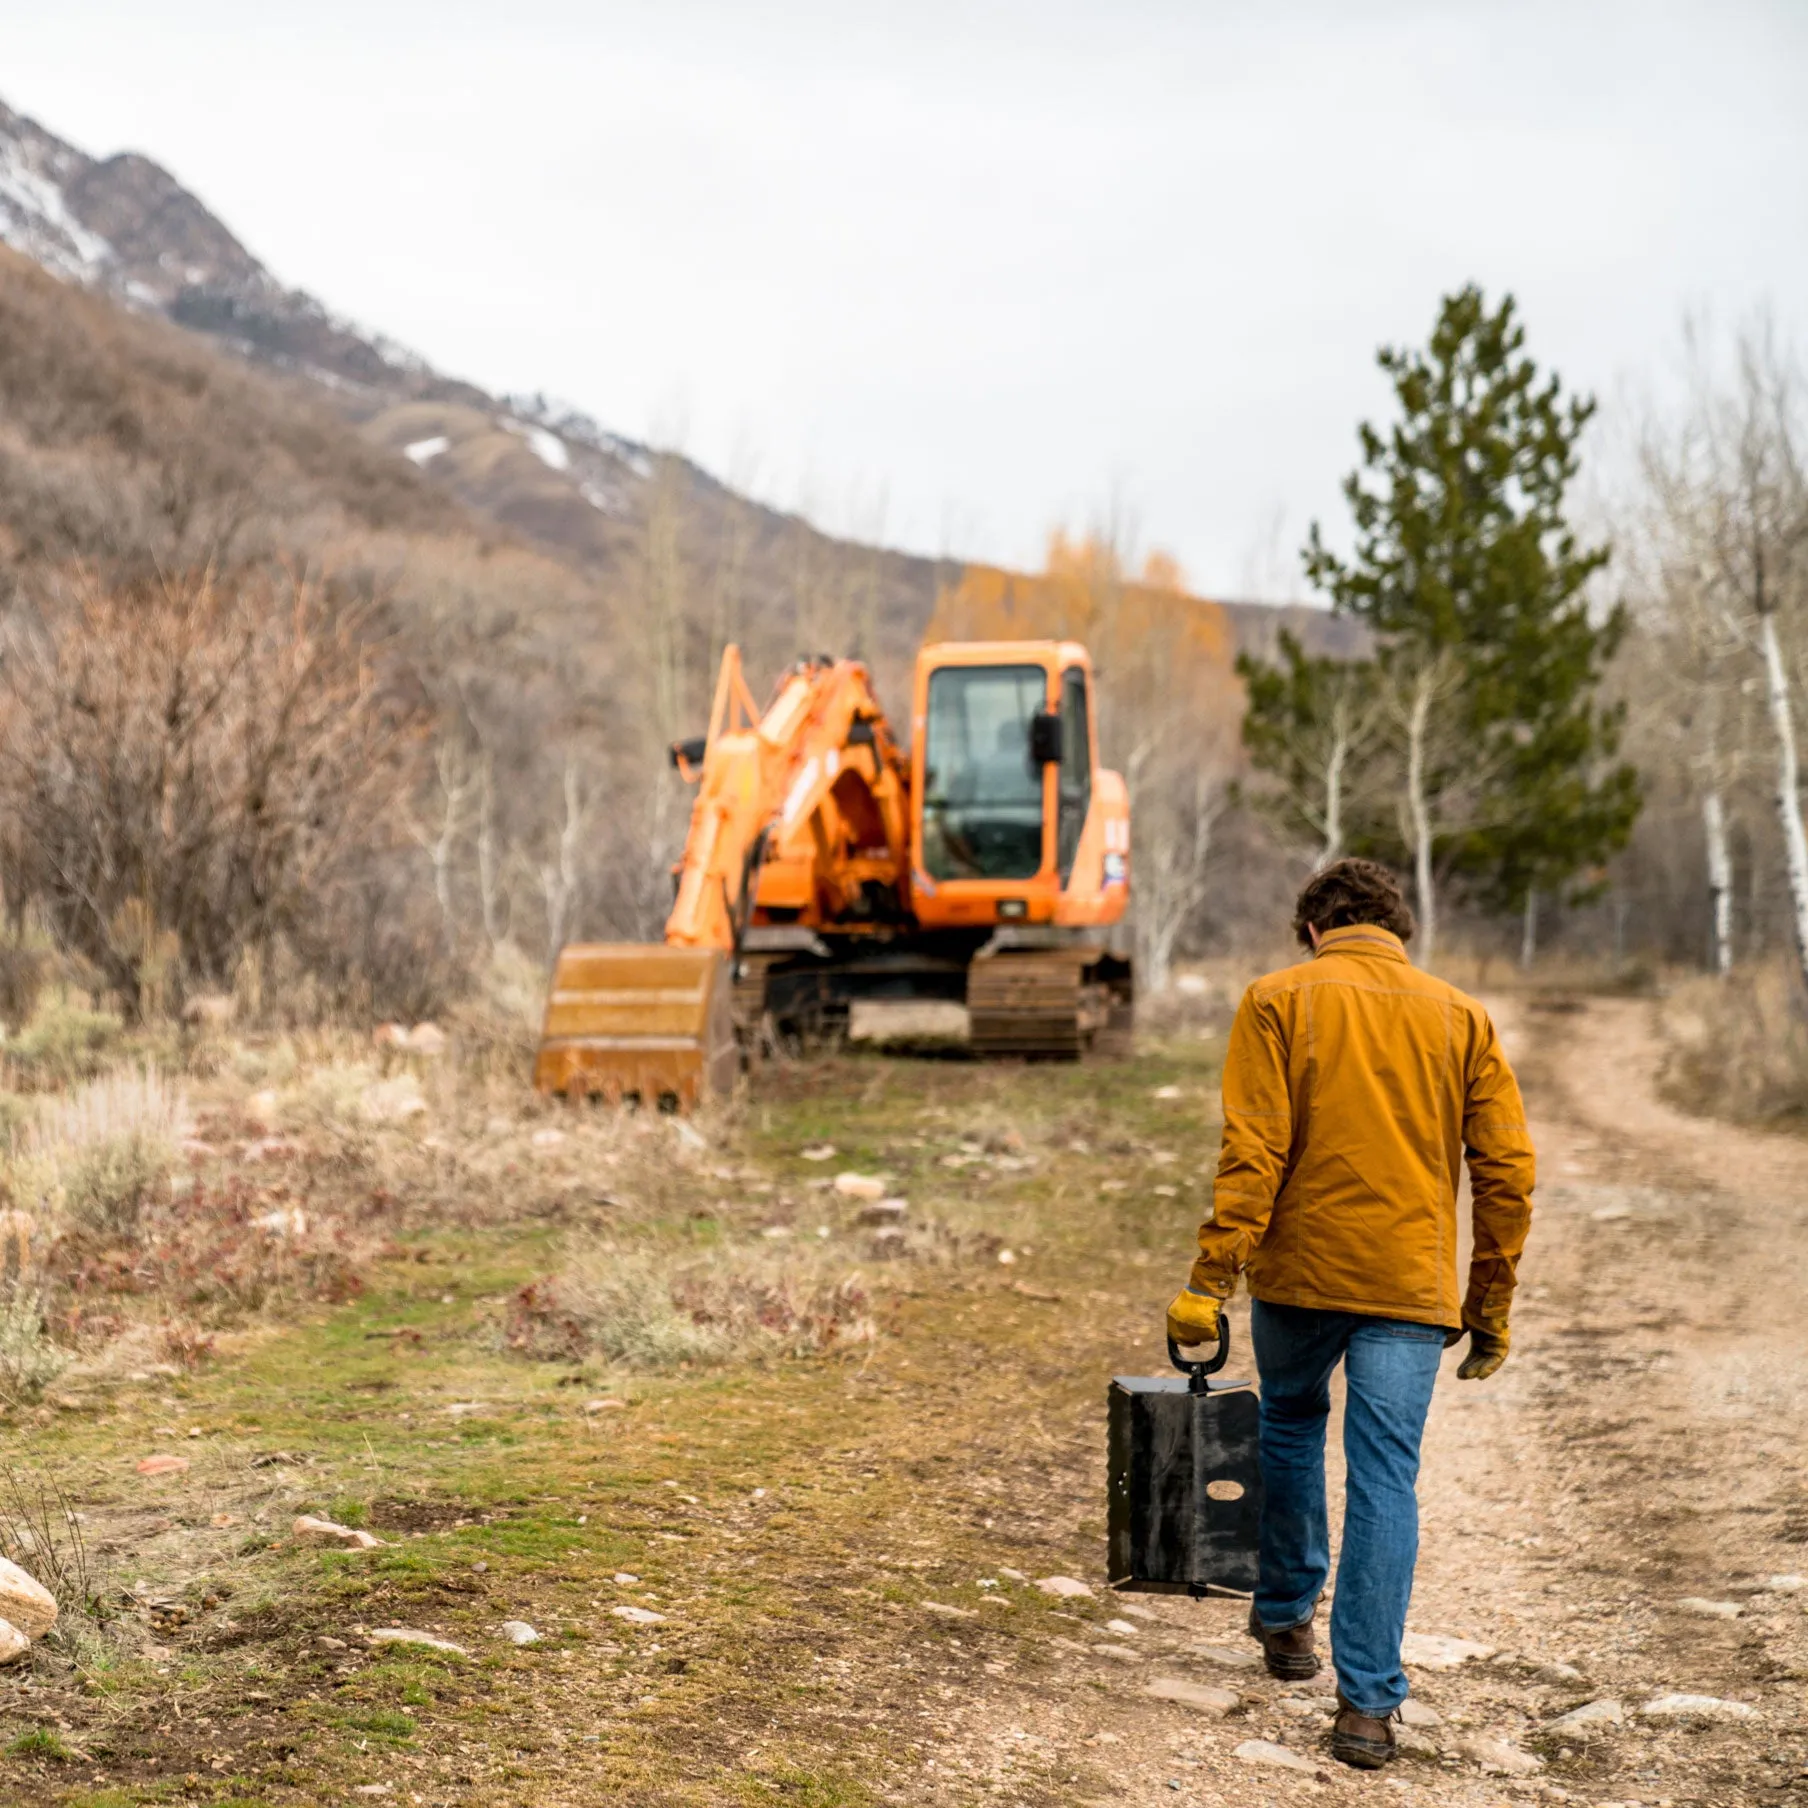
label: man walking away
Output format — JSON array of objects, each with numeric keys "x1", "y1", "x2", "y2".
[{"x1": 1165, "y1": 859, "x2": 1534, "y2": 1769}]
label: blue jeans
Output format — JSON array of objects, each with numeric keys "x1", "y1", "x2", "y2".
[{"x1": 1250, "y1": 1299, "x2": 1446, "y2": 1716}]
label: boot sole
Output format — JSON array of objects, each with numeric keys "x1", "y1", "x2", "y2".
[
  {"x1": 1330, "y1": 1736, "x2": 1397, "y2": 1770},
  {"x1": 1247, "y1": 1602, "x2": 1321, "y2": 1681}
]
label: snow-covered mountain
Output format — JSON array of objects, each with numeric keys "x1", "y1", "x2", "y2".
[{"x1": 0, "y1": 96, "x2": 674, "y2": 527}]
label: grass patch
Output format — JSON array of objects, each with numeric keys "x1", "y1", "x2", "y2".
[{"x1": 7, "y1": 1726, "x2": 73, "y2": 1760}]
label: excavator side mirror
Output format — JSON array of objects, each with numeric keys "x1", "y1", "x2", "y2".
[{"x1": 1029, "y1": 709, "x2": 1063, "y2": 765}]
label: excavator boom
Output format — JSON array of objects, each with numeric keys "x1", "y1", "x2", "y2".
[{"x1": 533, "y1": 648, "x2": 906, "y2": 1106}]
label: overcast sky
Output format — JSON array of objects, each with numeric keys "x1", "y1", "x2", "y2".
[{"x1": 7, "y1": 1, "x2": 1806, "y2": 593}]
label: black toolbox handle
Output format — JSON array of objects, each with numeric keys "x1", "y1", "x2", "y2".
[{"x1": 1168, "y1": 1317, "x2": 1231, "y2": 1390}]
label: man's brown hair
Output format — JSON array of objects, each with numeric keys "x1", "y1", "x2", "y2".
[{"x1": 1292, "y1": 857, "x2": 1416, "y2": 949}]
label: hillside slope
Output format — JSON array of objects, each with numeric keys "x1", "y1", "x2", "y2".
[{"x1": 0, "y1": 93, "x2": 1335, "y2": 684}]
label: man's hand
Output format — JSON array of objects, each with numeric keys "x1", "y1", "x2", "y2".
[
  {"x1": 1166, "y1": 1285, "x2": 1224, "y2": 1348},
  {"x1": 1446, "y1": 1318, "x2": 1509, "y2": 1380}
]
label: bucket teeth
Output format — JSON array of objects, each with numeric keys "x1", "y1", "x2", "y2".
[{"x1": 534, "y1": 946, "x2": 737, "y2": 1109}]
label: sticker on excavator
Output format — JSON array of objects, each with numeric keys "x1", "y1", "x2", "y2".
[{"x1": 534, "y1": 945, "x2": 737, "y2": 1109}]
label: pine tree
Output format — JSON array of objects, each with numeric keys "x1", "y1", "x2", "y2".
[{"x1": 1297, "y1": 284, "x2": 1640, "y2": 954}]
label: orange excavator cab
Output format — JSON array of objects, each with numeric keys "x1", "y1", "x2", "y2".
[{"x1": 535, "y1": 639, "x2": 1132, "y2": 1107}]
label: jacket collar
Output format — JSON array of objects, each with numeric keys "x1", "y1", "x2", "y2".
[{"x1": 1312, "y1": 924, "x2": 1409, "y2": 964}]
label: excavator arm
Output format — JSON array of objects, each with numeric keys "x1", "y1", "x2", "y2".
[{"x1": 534, "y1": 647, "x2": 908, "y2": 1106}]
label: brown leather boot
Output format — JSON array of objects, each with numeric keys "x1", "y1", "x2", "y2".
[
  {"x1": 1330, "y1": 1695, "x2": 1398, "y2": 1770},
  {"x1": 1245, "y1": 1600, "x2": 1321, "y2": 1680}
]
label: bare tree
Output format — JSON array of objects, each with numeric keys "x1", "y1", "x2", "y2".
[
  {"x1": 1642, "y1": 322, "x2": 1808, "y2": 981},
  {"x1": 1378, "y1": 650, "x2": 1507, "y2": 971},
  {"x1": 0, "y1": 563, "x2": 425, "y2": 1011}
]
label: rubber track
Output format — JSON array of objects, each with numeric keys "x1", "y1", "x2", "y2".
[{"x1": 967, "y1": 950, "x2": 1089, "y2": 1058}]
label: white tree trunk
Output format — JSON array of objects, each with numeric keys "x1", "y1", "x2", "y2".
[
  {"x1": 1757, "y1": 609, "x2": 1808, "y2": 986},
  {"x1": 428, "y1": 741, "x2": 468, "y2": 953},
  {"x1": 1405, "y1": 666, "x2": 1438, "y2": 968},
  {"x1": 476, "y1": 749, "x2": 504, "y2": 948},
  {"x1": 1134, "y1": 763, "x2": 1221, "y2": 994},
  {"x1": 1318, "y1": 702, "x2": 1349, "y2": 870},
  {"x1": 1519, "y1": 888, "x2": 1538, "y2": 971},
  {"x1": 539, "y1": 759, "x2": 586, "y2": 964},
  {"x1": 1701, "y1": 788, "x2": 1733, "y2": 975}
]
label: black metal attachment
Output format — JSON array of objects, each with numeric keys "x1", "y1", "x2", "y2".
[{"x1": 1108, "y1": 1316, "x2": 1263, "y2": 1596}]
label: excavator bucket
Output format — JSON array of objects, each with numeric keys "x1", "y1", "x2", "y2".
[{"x1": 534, "y1": 945, "x2": 738, "y2": 1110}]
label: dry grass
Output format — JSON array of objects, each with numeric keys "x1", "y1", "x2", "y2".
[
  {"x1": 6, "y1": 1066, "x2": 189, "y2": 1239},
  {"x1": 1659, "y1": 960, "x2": 1808, "y2": 1125},
  {"x1": 504, "y1": 1239, "x2": 876, "y2": 1369}
]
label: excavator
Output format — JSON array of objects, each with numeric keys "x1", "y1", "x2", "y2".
[{"x1": 534, "y1": 638, "x2": 1133, "y2": 1108}]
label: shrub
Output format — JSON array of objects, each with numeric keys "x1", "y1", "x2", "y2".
[
  {"x1": 6, "y1": 995, "x2": 122, "y2": 1088},
  {"x1": 0, "y1": 1465, "x2": 107, "y2": 1626},
  {"x1": 0, "y1": 940, "x2": 45, "y2": 1031},
  {"x1": 504, "y1": 1241, "x2": 875, "y2": 1369},
  {"x1": 62, "y1": 1136, "x2": 171, "y2": 1238},
  {"x1": 0, "y1": 1292, "x2": 70, "y2": 1404},
  {"x1": 67, "y1": 1177, "x2": 371, "y2": 1318},
  {"x1": 1661, "y1": 963, "x2": 1808, "y2": 1125},
  {"x1": 12, "y1": 1068, "x2": 189, "y2": 1238}
]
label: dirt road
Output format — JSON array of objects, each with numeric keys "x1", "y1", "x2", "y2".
[{"x1": 973, "y1": 993, "x2": 1808, "y2": 1806}]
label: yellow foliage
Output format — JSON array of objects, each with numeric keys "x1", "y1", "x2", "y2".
[{"x1": 927, "y1": 533, "x2": 1241, "y2": 738}]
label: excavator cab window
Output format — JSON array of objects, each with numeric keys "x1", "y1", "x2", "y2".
[
  {"x1": 921, "y1": 664, "x2": 1046, "y2": 880},
  {"x1": 1056, "y1": 665, "x2": 1093, "y2": 881}
]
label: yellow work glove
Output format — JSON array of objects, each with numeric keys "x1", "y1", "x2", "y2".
[
  {"x1": 1444, "y1": 1316, "x2": 1509, "y2": 1380},
  {"x1": 1166, "y1": 1284, "x2": 1225, "y2": 1348}
]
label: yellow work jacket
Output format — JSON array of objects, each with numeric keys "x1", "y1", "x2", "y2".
[{"x1": 1190, "y1": 925, "x2": 1535, "y2": 1330}]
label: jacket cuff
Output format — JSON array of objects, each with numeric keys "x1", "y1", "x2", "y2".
[
  {"x1": 1463, "y1": 1255, "x2": 1515, "y2": 1330},
  {"x1": 1186, "y1": 1260, "x2": 1233, "y2": 1302}
]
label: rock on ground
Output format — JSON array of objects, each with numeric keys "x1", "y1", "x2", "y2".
[
  {"x1": 1400, "y1": 1629, "x2": 1495, "y2": 1669},
  {"x1": 0, "y1": 1556, "x2": 58, "y2": 1639},
  {"x1": 1457, "y1": 1734, "x2": 1542, "y2": 1775},
  {"x1": 1674, "y1": 1596, "x2": 1743, "y2": 1619},
  {"x1": 0, "y1": 1619, "x2": 30, "y2": 1665},
  {"x1": 292, "y1": 1514, "x2": 381, "y2": 1551},
  {"x1": 368, "y1": 1628, "x2": 466, "y2": 1655},
  {"x1": 499, "y1": 1621, "x2": 540, "y2": 1646},
  {"x1": 1547, "y1": 1698, "x2": 1624, "y2": 1732},
  {"x1": 1233, "y1": 1739, "x2": 1319, "y2": 1774},
  {"x1": 833, "y1": 1172, "x2": 887, "y2": 1200},
  {"x1": 1145, "y1": 1677, "x2": 1239, "y2": 1713},
  {"x1": 1639, "y1": 1693, "x2": 1756, "y2": 1720},
  {"x1": 1034, "y1": 1576, "x2": 1093, "y2": 1599},
  {"x1": 1398, "y1": 1697, "x2": 1441, "y2": 1728},
  {"x1": 612, "y1": 1605, "x2": 665, "y2": 1626}
]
